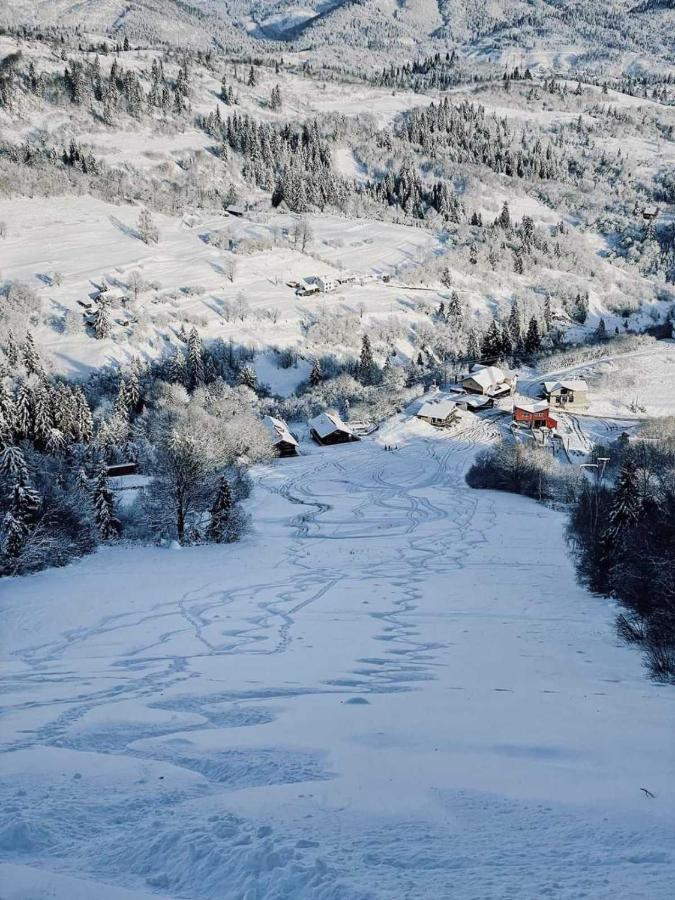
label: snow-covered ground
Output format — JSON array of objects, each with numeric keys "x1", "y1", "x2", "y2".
[{"x1": 2, "y1": 418, "x2": 674, "y2": 899}]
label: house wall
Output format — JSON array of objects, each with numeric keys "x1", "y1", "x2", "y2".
[
  {"x1": 514, "y1": 408, "x2": 551, "y2": 428},
  {"x1": 548, "y1": 390, "x2": 588, "y2": 409}
]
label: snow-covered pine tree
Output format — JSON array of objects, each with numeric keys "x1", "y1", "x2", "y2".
[
  {"x1": 2, "y1": 465, "x2": 41, "y2": 559},
  {"x1": 310, "y1": 359, "x2": 323, "y2": 387},
  {"x1": 186, "y1": 328, "x2": 205, "y2": 390},
  {"x1": 91, "y1": 302, "x2": 112, "y2": 340},
  {"x1": 22, "y1": 332, "x2": 42, "y2": 376},
  {"x1": 0, "y1": 444, "x2": 28, "y2": 479}
]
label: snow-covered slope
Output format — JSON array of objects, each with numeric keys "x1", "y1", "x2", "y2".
[{"x1": 1, "y1": 420, "x2": 674, "y2": 899}]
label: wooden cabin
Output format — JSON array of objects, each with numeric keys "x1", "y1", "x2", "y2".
[
  {"x1": 542, "y1": 379, "x2": 589, "y2": 410},
  {"x1": 309, "y1": 412, "x2": 358, "y2": 446},
  {"x1": 263, "y1": 415, "x2": 299, "y2": 457},
  {"x1": 513, "y1": 401, "x2": 557, "y2": 430}
]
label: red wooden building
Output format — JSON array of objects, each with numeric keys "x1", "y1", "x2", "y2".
[{"x1": 513, "y1": 401, "x2": 557, "y2": 430}]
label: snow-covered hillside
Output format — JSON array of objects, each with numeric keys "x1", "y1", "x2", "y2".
[
  {"x1": 1, "y1": 4, "x2": 675, "y2": 898},
  {"x1": 2, "y1": 419, "x2": 674, "y2": 899}
]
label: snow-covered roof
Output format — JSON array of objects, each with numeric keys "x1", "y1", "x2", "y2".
[
  {"x1": 458, "y1": 394, "x2": 492, "y2": 409},
  {"x1": 543, "y1": 379, "x2": 588, "y2": 393},
  {"x1": 263, "y1": 415, "x2": 298, "y2": 447},
  {"x1": 515, "y1": 400, "x2": 550, "y2": 414},
  {"x1": 417, "y1": 394, "x2": 458, "y2": 420},
  {"x1": 464, "y1": 365, "x2": 507, "y2": 388},
  {"x1": 308, "y1": 412, "x2": 354, "y2": 439}
]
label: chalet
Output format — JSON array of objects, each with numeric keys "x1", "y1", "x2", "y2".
[
  {"x1": 642, "y1": 205, "x2": 659, "y2": 221},
  {"x1": 513, "y1": 401, "x2": 557, "y2": 430},
  {"x1": 416, "y1": 394, "x2": 460, "y2": 428},
  {"x1": 542, "y1": 378, "x2": 589, "y2": 410},
  {"x1": 263, "y1": 415, "x2": 299, "y2": 457},
  {"x1": 309, "y1": 412, "x2": 359, "y2": 446},
  {"x1": 461, "y1": 365, "x2": 514, "y2": 398}
]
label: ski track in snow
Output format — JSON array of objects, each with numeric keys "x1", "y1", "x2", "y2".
[{"x1": 1, "y1": 423, "x2": 674, "y2": 899}]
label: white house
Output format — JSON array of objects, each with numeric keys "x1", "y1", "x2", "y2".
[
  {"x1": 542, "y1": 379, "x2": 589, "y2": 410},
  {"x1": 316, "y1": 276, "x2": 339, "y2": 293}
]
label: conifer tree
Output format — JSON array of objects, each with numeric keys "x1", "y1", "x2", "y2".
[
  {"x1": 91, "y1": 302, "x2": 112, "y2": 340},
  {"x1": 508, "y1": 300, "x2": 522, "y2": 349},
  {"x1": 358, "y1": 334, "x2": 378, "y2": 385},
  {"x1": 2, "y1": 464, "x2": 41, "y2": 559},
  {"x1": 310, "y1": 359, "x2": 323, "y2": 387},
  {"x1": 207, "y1": 476, "x2": 233, "y2": 543},
  {"x1": 524, "y1": 316, "x2": 541, "y2": 354},
  {"x1": 92, "y1": 466, "x2": 120, "y2": 540},
  {"x1": 22, "y1": 332, "x2": 42, "y2": 376},
  {"x1": 481, "y1": 319, "x2": 502, "y2": 360},
  {"x1": 608, "y1": 456, "x2": 641, "y2": 543},
  {"x1": 5, "y1": 331, "x2": 20, "y2": 368},
  {"x1": 466, "y1": 330, "x2": 479, "y2": 362},
  {"x1": 186, "y1": 328, "x2": 205, "y2": 390}
]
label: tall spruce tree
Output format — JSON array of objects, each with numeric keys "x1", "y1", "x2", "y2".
[
  {"x1": 358, "y1": 334, "x2": 378, "y2": 385},
  {"x1": 524, "y1": 316, "x2": 541, "y2": 354}
]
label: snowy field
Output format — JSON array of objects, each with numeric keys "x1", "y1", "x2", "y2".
[{"x1": 1, "y1": 418, "x2": 674, "y2": 900}]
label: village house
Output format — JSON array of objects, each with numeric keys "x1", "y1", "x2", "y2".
[
  {"x1": 263, "y1": 415, "x2": 299, "y2": 457},
  {"x1": 513, "y1": 401, "x2": 558, "y2": 430},
  {"x1": 542, "y1": 378, "x2": 589, "y2": 410},
  {"x1": 416, "y1": 394, "x2": 460, "y2": 428},
  {"x1": 461, "y1": 365, "x2": 514, "y2": 398},
  {"x1": 316, "y1": 275, "x2": 339, "y2": 293},
  {"x1": 309, "y1": 412, "x2": 359, "y2": 446}
]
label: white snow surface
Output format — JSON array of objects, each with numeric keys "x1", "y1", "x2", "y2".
[{"x1": 1, "y1": 419, "x2": 674, "y2": 899}]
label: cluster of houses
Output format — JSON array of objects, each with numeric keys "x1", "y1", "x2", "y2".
[
  {"x1": 250, "y1": 363, "x2": 593, "y2": 460},
  {"x1": 416, "y1": 365, "x2": 517, "y2": 428},
  {"x1": 292, "y1": 272, "x2": 391, "y2": 297},
  {"x1": 415, "y1": 365, "x2": 590, "y2": 436}
]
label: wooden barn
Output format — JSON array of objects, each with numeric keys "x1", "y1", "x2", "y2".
[
  {"x1": 513, "y1": 401, "x2": 557, "y2": 430},
  {"x1": 309, "y1": 412, "x2": 359, "y2": 446},
  {"x1": 461, "y1": 365, "x2": 514, "y2": 398},
  {"x1": 542, "y1": 379, "x2": 589, "y2": 410},
  {"x1": 416, "y1": 394, "x2": 460, "y2": 428},
  {"x1": 263, "y1": 415, "x2": 299, "y2": 457}
]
